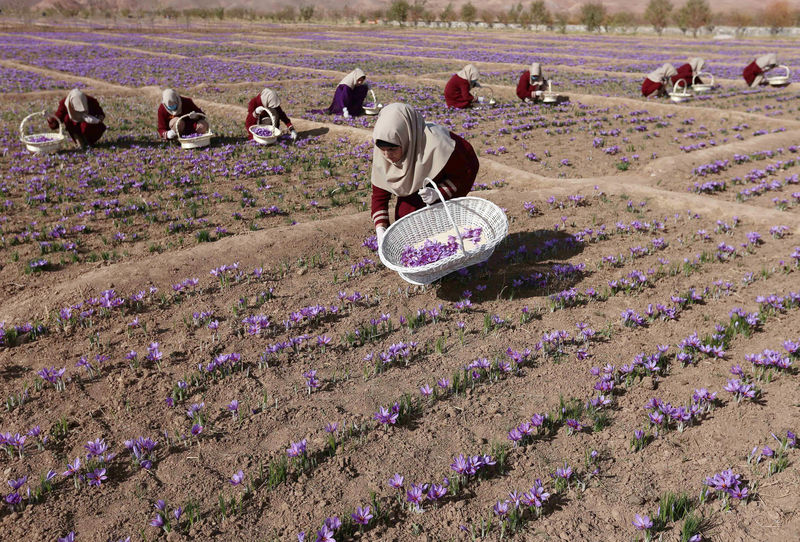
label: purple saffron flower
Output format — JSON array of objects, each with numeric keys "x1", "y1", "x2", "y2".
[
  {"x1": 632, "y1": 513, "x2": 653, "y2": 530},
  {"x1": 351, "y1": 505, "x2": 372, "y2": 525},
  {"x1": 388, "y1": 473, "x2": 404, "y2": 489},
  {"x1": 86, "y1": 467, "x2": 107, "y2": 487},
  {"x1": 230, "y1": 470, "x2": 245, "y2": 485},
  {"x1": 287, "y1": 439, "x2": 307, "y2": 458}
]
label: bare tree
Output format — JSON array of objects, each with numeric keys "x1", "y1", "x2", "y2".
[
  {"x1": 677, "y1": 0, "x2": 712, "y2": 37},
  {"x1": 644, "y1": 0, "x2": 672, "y2": 35}
]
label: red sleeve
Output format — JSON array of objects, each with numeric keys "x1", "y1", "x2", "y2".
[
  {"x1": 431, "y1": 132, "x2": 479, "y2": 199},
  {"x1": 742, "y1": 61, "x2": 761, "y2": 86},
  {"x1": 517, "y1": 71, "x2": 533, "y2": 100},
  {"x1": 157, "y1": 104, "x2": 171, "y2": 138},
  {"x1": 245, "y1": 95, "x2": 260, "y2": 137},
  {"x1": 276, "y1": 106, "x2": 292, "y2": 129},
  {"x1": 86, "y1": 96, "x2": 105, "y2": 120},
  {"x1": 370, "y1": 184, "x2": 392, "y2": 228}
]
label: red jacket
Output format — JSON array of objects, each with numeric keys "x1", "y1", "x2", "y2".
[
  {"x1": 516, "y1": 70, "x2": 546, "y2": 100},
  {"x1": 742, "y1": 60, "x2": 762, "y2": 87},
  {"x1": 157, "y1": 97, "x2": 203, "y2": 138},
  {"x1": 245, "y1": 95, "x2": 293, "y2": 139},
  {"x1": 371, "y1": 132, "x2": 479, "y2": 227},
  {"x1": 641, "y1": 78, "x2": 663, "y2": 97},
  {"x1": 444, "y1": 75, "x2": 474, "y2": 109},
  {"x1": 48, "y1": 95, "x2": 106, "y2": 144}
]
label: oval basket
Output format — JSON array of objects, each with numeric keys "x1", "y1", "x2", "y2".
[
  {"x1": 669, "y1": 79, "x2": 692, "y2": 103},
  {"x1": 378, "y1": 179, "x2": 508, "y2": 285},
  {"x1": 474, "y1": 86, "x2": 496, "y2": 106},
  {"x1": 692, "y1": 72, "x2": 714, "y2": 93},
  {"x1": 767, "y1": 65, "x2": 791, "y2": 87},
  {"x1": 176, "y1": 112, "x2": 213, "y2": 149},
  {"x1": 364, "y1": 89, "x2": 383, "y2": 115},
  {"x1": 19, "y1": 111, "x2": 65, "y2": 153},
  {"x1": 250, "y1": 108, "x2": 281, "y2": 144}
]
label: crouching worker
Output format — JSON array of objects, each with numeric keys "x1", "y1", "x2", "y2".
[
  {"x1": 158, "y1": 89, "x2": 207, "y2": 140},
  {"x1": 445, "y1": 64, "x2": 481, "y2": 108},
  {"x1": 246, "y1": 88, "x2": 297, "y2": 142},
  {"x1": 370, "y1": 103, "x2": 479, "y2": 244},
  {"x1": 326, "y1": 68, "x2": 369, "y2": 117},
  {"x1": 47, "y1": 88, "x2": 106, "y2": 148},
  {"x1": 517, "y1": 62, "x2": 548, "y2": 101},
  {"x1": 743, "y1": 54, "x2": 778, "y2": 87},
  {"x1": 642, "y1": 63, "x2": 677, "y2": 97}
]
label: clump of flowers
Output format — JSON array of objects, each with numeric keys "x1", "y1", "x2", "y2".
[{"x1": 399, "y1": 227, "x2": 483, "y2": 267}]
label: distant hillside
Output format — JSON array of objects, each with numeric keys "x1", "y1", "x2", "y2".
[{"x1": 9, "y1": 0, "x2": 799, "y2": 17}]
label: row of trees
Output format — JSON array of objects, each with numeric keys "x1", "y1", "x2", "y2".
[
  {"x1": 29, "y1": 0, "x2": 800, "y2": 36},
  {"x1": 383, "y1": 0, "x2": 797, "y2": 36}
]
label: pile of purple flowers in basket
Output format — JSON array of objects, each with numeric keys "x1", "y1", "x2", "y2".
[
  {"x1": 25, "y1": 134, "x2": 55, "y2": 143},
  {"x1": 251, "y1": 126, "x2": 274, "y2": 137},
  {"x1": 180, "y1": 132, "x2": 205, "y2": 139},
  {"x1": 399, "y1": 227, "x2": 483, "y2": 267}
]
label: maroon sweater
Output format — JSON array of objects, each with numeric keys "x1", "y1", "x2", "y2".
[
  {"x1": 157, "y1": 97, "x2": 204, "y2": 138},
  {"x1": 48, "y1": 95, "x2": 105, "y2": 144},
  {"x1": 444, "y1": 74, "x2": 474, "y2": 109},
  {"x1": 742, "y1": 60, "x2": 763, "y2": 87},
  {"x1": 245, "y1": 95, "x2": 293, "y2": 139},
  {"x1": 371, "y1": 132, "x2": 479, "y2": 228},
  {"x1": 516, "y1": 70, "x2": 544, "y2": 100}
]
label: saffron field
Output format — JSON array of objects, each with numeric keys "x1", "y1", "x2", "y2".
[{"x1": 2, "y1": 23, "x2": 800, "y2": 541}]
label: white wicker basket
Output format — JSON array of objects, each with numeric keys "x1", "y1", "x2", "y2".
[
  {"x1": 767, "y1": 65, "x2": 791, "y2": 87},
  {"x1": 363, "y1": 89, "x2": 383, "y2": 115},
  {"x1": 473, "y1": 86, "x2": 496, "y2": 106},
  {"x1": 379, "y1": 179, "x2": 508, "y2": 285},
  {"x1": 20, "y1": 111, "x2": 66, "y2": 153},
  {"x1": 250, "y1": 108, "x2": 281, "y2": 144},
  {"x1": 176, "y1": 112, "x2": 213, "y2": 149},
  {"x1": 692, "y1": 72, "x2": 714, "y2": 93},
  {"x1": 668, "y1": 79, "x2": 692, "y2": 103},
  {"x1": 542, "y1": 80, "x2": 558, "y2": 103}
]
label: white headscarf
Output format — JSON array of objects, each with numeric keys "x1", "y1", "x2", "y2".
[
  {"x1": 65, "y1": 88, "x2": 88, "y2": 123},
  {"x1": 456, "y1": 64, "x2": 480, "y2": 87},
  {"x1": 371, "y1": 103, "x2": 456, "y2": 197},
  {"x1": 530, "y1": 62, "x2": 542, "y2": 77},
  {"x1": 688, "y1": 58, "x2": 705, "y2": 73},
  {"x1": 755, "y1": 53, "x2": 778, "y2": 69},
  {"x1": 646, "y1": 63, "x2": 677, "y2": 83},
  {"x1": 259, "y1": 88, "x2": 280, "y2": 108},
  {"x1": 161, "y1": 88, "x2": 182, "y2": 115},
  {"x1": 338, "y1": 68, "x2": 366, "y2": 89}
]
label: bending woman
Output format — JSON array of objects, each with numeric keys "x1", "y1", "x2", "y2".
[
  {"x1": 672, "y1": 57, "x2": 705, "y2": 88},
  {"x1": 517, "y1": 62, "x2": 548, "y2": 101},
  {"x1": 47, "y1": 88, "x2": 106, "y2": 148},
  {"x1": 371, "y1": 103, "x2": 479, "y2": 243},
  {"x1": 641, "y1": 64, "x2": 677, "y2": 97},
  {"x1": 246, "y1": 88, "x2": 297, "y2": 142},
  {"x1": 444, "y1": 64, "x2": 481, "y2": 109},
  {"x1": 326, "y1": 68, "x2": 368, "y2": 117},
  {"x1": 157, "y1": 89, "x2": 208, "y2": 140},
  {"x1": 743, "y1": 54, "x2": 778, "y2": 87}
]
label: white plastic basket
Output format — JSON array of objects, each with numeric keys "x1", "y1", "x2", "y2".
[
  {"x1": 249, "y1": 108, "x2": 281, "y2": 144},
  {"x1": 669, "y1": 79, "x2": 692, "y2": 102},
  {"x1": 473, "y1": 86, "x2": 496, "y2": 106},
  {"x1": 20, "y1": 111, "x2": 65, "y2": 153},
  {"x1": 767, "y1": 65, "x2": 791, "y2": 87},
  {"x1": 542, "y1": 80, "x2": 558, "y2": 103},
  {"x1": 176, "y1": 112, "x2": 213, "y2": 149},
  {"x1": 363, "y1": 89, "x2": 383, "y2": 115},
  {"x1": 692, "y1": 72, "x2": 714, "y2": 93},
  {"x1": 378, "y1": 179, "x2": 508, "y2": 285}
]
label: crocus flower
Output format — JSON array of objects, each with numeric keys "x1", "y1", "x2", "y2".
[
  {"x1": 351, "y1": 505, "x2": 372, "y2": 525},
  {"x1": 230, "y1": 470, "x2": 245, "y2": 485},
  {"x1": 632, "y1": 513, "x2": 653, "y2": 530}
]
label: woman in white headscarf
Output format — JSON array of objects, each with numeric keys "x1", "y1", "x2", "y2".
[
  {"x1": 743, "y1": 54, "x2": 779, "y2": 87},
  {"x1": 370, "y1": 103, "x2": 480, "y2": 243},
  {"x1": 445, "y1": 64, "x2": 481, "y2": 108},
  {"x1": 157, "y1": 88, "x2": 207, "y2": 140},
  {"x1": 246, "y1": 88, "x2": 297, "y2": 142},
  {"x1": 641, "y1": 63, "x2": 678, "y2": 97},
  {"x1": 326, "y1": 68, "x2": 368, "y2": 117},
  {"x1": 47, "y1": 88, "x2": 106, "y2": 148},
  {"x1": 517, "y1": 62, "x2": 548, "y2": 101},
  {"x1": 673, "y1": 57, "x2": 706, "y2": 88}
]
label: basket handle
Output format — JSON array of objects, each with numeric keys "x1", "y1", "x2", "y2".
[
  {"x1": 693, "y1": 72, "x2": 714, "y2": 86},
  {"x1": 673, "y1": 79, "x2": 688, "y2": 93},
  {"x1": 424, "y1": 177, "x2": 466, "y2": 256},
  {"x1": 775, "y1": 65, "x2": 790, "y2": 78},
  {"x1": 369, "y1": 88, "x2": 377, "y2": 104},
  {"x1": 264, "y1": 107, "x2": 277, "y2": 126},
  {"x1": 177, "y1": 112, "x2": 206, "y2": 125},
  {"x1": 20, "y1": 111, "x2": 62, "y2": 142}
]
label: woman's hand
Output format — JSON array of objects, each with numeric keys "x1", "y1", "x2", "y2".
[
  {"x1": 418, "y1": 187, "x2": 437, "y2": 204},
  {"x1": 376, "y1": 226, "x2": 387, "y2": 244}
]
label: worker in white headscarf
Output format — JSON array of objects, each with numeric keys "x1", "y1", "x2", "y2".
[
  {"x1": 444, "y1": 64, "x2": 481, "y2": 108},
  {"x1": 157, "y1": 88, "x2": 207, "y2": 140},
  {"x1": 672, "y1": 57, "x2": 706, "y2": 87},
  {"x1": 326, "y1": 68, "x2": 368, "y2": 117},
  {"x1": 641, "y1": 63, "x2": 678, "y2": 97},
  {"x1": 517, "y1": 62, "x2": 549, "y2": 101},
  {"x1": 246, "y1": 88, "x2": 297, "y2": 142},
  {"x1": 743, "y1": 53, "x2": 779, "y2": 87},
  {"x1": 370, "y1": 103, "x2": 479, "y2": 244},
  {"x1": 47, "y1": 88, "x2": 106, "y2": 148}
]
